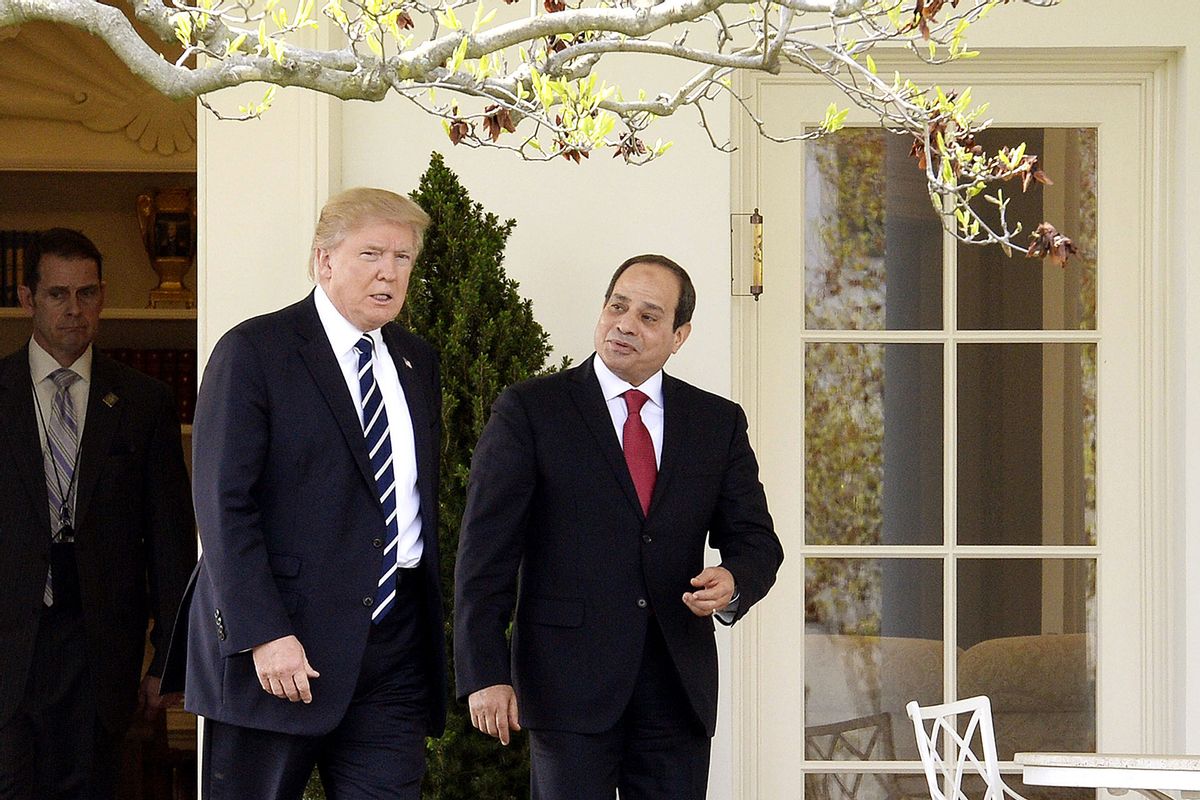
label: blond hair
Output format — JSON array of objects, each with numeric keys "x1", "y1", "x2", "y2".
[{"x1": 308, "y1": 187, "x2": 431, "y2": 279}]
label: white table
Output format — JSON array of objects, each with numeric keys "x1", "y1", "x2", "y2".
[{"x1": 1016, "y1": 752, "x2": 1200, "y2": 800}]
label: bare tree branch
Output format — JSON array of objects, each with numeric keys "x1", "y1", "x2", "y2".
[{"x1": 0, "y1": 0, "x2": 1073, "y2": 260}]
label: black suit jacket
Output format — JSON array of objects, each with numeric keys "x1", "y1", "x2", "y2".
[
  {"x1": 169, "y1": 292, "x2": 447, "y2": 737},
  {"x1": 454, "y1": 355, "x2": 783, "y2": 737},
  {"x1": 0, "y1": 345, "x2": 196, "y2": 732}
]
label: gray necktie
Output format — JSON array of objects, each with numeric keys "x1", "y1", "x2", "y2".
[{"x1": 43, "y1": 367, "x2": 81, "y2": 606}]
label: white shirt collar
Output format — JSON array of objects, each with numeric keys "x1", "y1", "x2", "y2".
[
  {"x1": 592, "y1": 353, "x2": 663, "y2": 408},
  {"x1": 28, "y1": 336, "x2": 92, "y2": 385},
  {"x1": 314, "y1": 284, "x2": 381, "y2": 356}
]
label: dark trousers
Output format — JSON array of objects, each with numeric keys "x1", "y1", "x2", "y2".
[
  {"x1": 529, "y1": 621, "x2": 711, "y2": 800},
  {"x1": 0, "y1": 603, "x2": 121, "y2": 800},
  {"x1": 202, "y1": 570, "x2": 431, "y2": 800}
]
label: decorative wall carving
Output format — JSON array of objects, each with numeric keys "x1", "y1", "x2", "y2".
[{"x1": 0, "y1": 22, "x2": 195, "y2": 156}]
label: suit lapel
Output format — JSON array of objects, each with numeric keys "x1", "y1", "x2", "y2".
[
  {"x1": 0, "y1": 348, "x2": 52, "y2": 532},
  {"x1": 295, "y1": 294, "x2": 378, "y2": 492},
  {"x1": 73, "y1": 354, "x2": 121, "y2": 527},
  {"x1": 648, "y1": 372, "x2": 687, "y2": 517},
  {"x1": 570, "y1": 356, "x2": 644, "y2": 519}
]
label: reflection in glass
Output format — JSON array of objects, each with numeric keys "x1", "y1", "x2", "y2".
[
  {"x1": 957, "y1": 344, "x2": 1096, "y2": 546},
  {"x1": 806, "y1": 129, "x2": 943, "y2": 330},
  {"x1": 957, "y1": 128, "x2": 1097, "y2": 331},
  {"x1": 806, "y1": 344, "x2": 942, "y2": 546},
  {"x1": 805, "y1": 558, "x2": 941, "y2": 761},
  {"x1": 958, "y1": 559, "x2": 1096, "y2": 759},
  {"x1": 804, "y1": 771, "x2": 931, "y2": 800}
]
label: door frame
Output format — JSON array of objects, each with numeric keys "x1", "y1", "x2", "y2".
[{"x1": 728, "y1": 49, "x2": 1175, "y2": 800}]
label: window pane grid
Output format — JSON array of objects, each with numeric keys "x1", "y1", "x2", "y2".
[{"x1": 800, "y1": 126, "x2": 1100, "y2": 772}]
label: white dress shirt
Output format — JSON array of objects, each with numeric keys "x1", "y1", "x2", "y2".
[
  {"x1": 314, "y1": 285, "x2": 423, "y2": 568},
  {"x1": 28, "y1": 337, "x2": 91, "y2": 529},
  {"x1": 593, "y1": 354, "x2": 664, "y2": 467},
  {"x1": 593, "y1": 353, "x2": 739, "y2": 621}
]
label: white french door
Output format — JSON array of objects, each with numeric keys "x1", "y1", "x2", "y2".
[{"x1": 729, "y1": 55, "x2": 1169, "y2": 799}]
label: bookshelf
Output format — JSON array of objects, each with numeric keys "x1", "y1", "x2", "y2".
[{"x1": 0, "y1": 171, "x2": 196, "y2": 299}]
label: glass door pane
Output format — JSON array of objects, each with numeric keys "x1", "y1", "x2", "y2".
[
  {"x1": 806, "y1": 343, "x2": 943, "y2": 546},
  {"x1": 805, "y1": 558, "x2": 943, "y2": 762},
  {"x1": 957, "y1": 129, "x2": 1097, "y2": 332},
  {"x1": 805, "y1": 129, "x2": 943, "y2": 330},
  {"x1": 957, "y1": 558, "x2": 1097, "y2": 757},
  {"x1": 957, "y1": 343, "x2": 1097, "y2": 546}
]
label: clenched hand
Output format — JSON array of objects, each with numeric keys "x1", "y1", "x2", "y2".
[
  {"x1": 252, "y1": 634, "x2": 321, "y2": 703},
  {"x1": 469, "y1": 684, "x2": 521, "y2": 745}
]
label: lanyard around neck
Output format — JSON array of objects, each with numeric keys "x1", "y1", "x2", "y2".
[{"x1": 32, "y1": 377, "x2": 84, "y2": 530}]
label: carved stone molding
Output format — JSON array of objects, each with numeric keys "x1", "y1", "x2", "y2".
[{"x1": 0, "y1": 21, "x2": 196, "y2": 156}]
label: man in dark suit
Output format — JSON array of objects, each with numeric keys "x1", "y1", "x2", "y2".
[
  {"x1": 454, "y1": 254, "x2": 784, "y2": 799},
  {"x1": 174, "y1": 187, "x2": 446, "y2": 799},
  {"x1": 0, "y1": 228, "x2": 196, "y2": 799}
]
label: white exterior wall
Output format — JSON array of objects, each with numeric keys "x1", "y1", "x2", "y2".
[{"x1": 197, "y1": 2, "x2": 1200, "y2": 794}]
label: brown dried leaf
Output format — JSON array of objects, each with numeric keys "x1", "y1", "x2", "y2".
[
  {"x1": 613, "y1": 133, "x2": 648, "y2": 160},
  {"x1": 447, "y1": 118, "x2": 471, "y2": 145},
  {"x1": 1026, "y1": 222, "x2": 1077, "y2": 267},
  {"x1": 482, "y1": 105, "x2": 516, "y2": 142},
  {"x1": 910, "y1": 136, "x2": 928, "y2": 170}
]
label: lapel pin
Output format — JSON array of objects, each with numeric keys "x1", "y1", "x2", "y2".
[
  {"x1": 403, "y1": 358, "x2": 413, "y2": 370},
  {"x1": 102, "y1": 392, "x2": 119, "y2": 408}
]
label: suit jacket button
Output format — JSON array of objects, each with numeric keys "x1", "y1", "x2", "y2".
[
  {"x1": 363, "y1": 596, "x2": 374, "y2": 607},
  {"x1": 641, "y1": 534, "x2": 652, "y2": 544},
  {"x1": 636, "y1": 598, "x2": 648, "y2": 609},
  {"x1": 372, "y1": 538, "x2": 384, "y2": 549}
]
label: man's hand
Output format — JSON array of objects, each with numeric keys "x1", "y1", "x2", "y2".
[
  {"x1": 468, "y1": 684, "x2": 521, "y2": 745},
  {"x1": 252, "y1": 635, "x2": 321, "y2": 703},
  {"x1": 136, "y1": 674, "x2": 181, "y2": 722},
  {"x1": 683, "y1": 566, "x2": 735, "y2": 617}
]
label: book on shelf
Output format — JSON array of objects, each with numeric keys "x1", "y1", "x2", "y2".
[
  {"x1": 100, "y1": 347, "x2": 198, "y2": 425},
  {"x1": 0, "y1": 230, "x2": 37, "y2": 307}
]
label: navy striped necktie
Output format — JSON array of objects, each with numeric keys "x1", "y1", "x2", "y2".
[{"x1": 355, "y1": 335, "x2": 399, "y2": 623}]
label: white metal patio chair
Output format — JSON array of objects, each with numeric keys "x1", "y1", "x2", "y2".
[{"x1": 906, "y1": 696, "x2": 1030, "y2": 800}]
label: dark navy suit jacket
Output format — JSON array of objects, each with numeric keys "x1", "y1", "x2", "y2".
[
  {"x1": 0, "y1": 346, "x2": 195, "y2": 733},
  {"x1": 167, "y1": 292, "x2": 446, "y2": 737},
  {"x1": 454, "y1": 355, "x2": 782, "y2": 737}
]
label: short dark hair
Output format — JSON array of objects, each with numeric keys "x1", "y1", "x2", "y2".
[
  {"x1": 24, "y1": 228, "x2": 104, "y2": 291},
  {"x1": 604, "y1": 254, "x2": 696, "y2": 330}
]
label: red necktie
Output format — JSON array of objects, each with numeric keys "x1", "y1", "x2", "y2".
[{"x1": 622, "y1": 389, "x2": 657, "y2": 515}]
